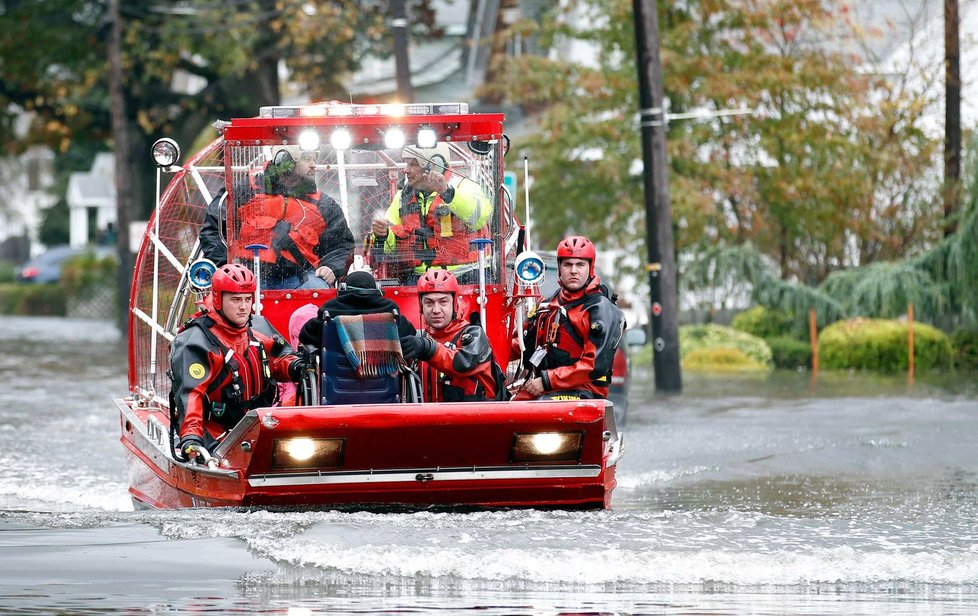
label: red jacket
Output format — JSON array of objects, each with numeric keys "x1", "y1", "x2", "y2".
[
  {"x1": 170, "y1": 310, "x2": 295, "y2": 441},
  {"x1": 420, "y1": 319, "x2": 499, "y2": 402},
  {"x1": 518, "y1": 275, "x2": 623, "y2": 399}
]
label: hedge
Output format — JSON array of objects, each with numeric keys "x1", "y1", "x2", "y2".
[
  {"x1": 818, "y1": 318, "x2": 953, "y2": 371},
  {"x1": 680, "y1": 323, "x2": 773, "y2": 365},
  {"x1": 0, "y1": 283, "x2": 66, "y2": 316},
  {"x1": 683, "y1": 347, "x2": 769, "y2": 372}
]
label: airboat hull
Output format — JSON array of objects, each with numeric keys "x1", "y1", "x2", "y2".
[{"x1": 118, "y1": 398, "x2": 622, "y2": 510}]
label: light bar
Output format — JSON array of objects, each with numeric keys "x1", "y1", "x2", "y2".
[{"x1": 259, "y1": 102, "x2": 469, "y2": 119}]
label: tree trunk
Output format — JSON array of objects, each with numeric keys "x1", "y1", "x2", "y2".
[
  {"x1": 944, "y1": 0, "x2": 961, "y2": 236},
  {"x1": 108, "y1": 0, "x2": 133, "y2": 335}
]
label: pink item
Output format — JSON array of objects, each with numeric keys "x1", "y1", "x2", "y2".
[{"x1": 277, "y1": 303, "x2": 319, "y2": 405}]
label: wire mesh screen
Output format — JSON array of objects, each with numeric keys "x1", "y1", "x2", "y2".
[
  {"x1": 225, "y1": 141, "x2": 504, "y2": 289},
  {"x1": 129, "y1": 139, "x2": 225, "y2": 398}
]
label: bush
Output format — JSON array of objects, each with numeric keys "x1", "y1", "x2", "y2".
[
  {"x1": 766, "y1": 336, "x2": 812, "y2": 370},
  {"x1": 61, "y1": 253, "x2": 117, "y2": 298},
  {"x1": 819, "y1": 318, "x2": 953, "y2": 371},
  {"x1": 0, "y1": 283, "x2": 66, "y2": 316},
  {"x1": 680, "y1": 323, "x2": 772, "y2": 365},
  {"x1": 0, "y1": 261, "x2": 14, "y2": 284},
  {"x1": 732, "y1": 305, "x2": 795, "y2": 338},
  {"x1": 950, "y1": 329, "x2": 978, "y2": 371},
  {"x1": 683, "y1": 346, "x2": 769, "y2": 372}
]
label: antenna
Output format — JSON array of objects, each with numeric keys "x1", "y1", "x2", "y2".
[{"x1": 523, "y1": 155, "x2": 531, "y2": 250}]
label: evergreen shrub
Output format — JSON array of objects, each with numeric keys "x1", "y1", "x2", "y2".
[
  {"x1": 950, "y1": 329, "x2": 978, "y2": 371},
  {"x1": 0, "y1": 262, "x2": 14, "y2": 283},
  {"x1": 766, "y1": 336, "x2": 812, "y2": 370},
  {"x1": 0, "y1": 283, "x2": 66, "y2": 316},
  {"x1": 732, "y1": 305, "x2": 795, "y2": 338},
  {"x1": 680, "y1": 324, "x2": 772, "y2": 365},
  {"x1": 818, "y1": 318, "x2": 952, "y2": 371},
  {"x1": 683, "y1": 347, "x2": 769, "y2": 372}
]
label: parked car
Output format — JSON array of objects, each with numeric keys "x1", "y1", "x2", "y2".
[
  {"x1": 16, "y1": 245, "x2": 114, "y2": 284},
  {"x1": 524, "y1": 251, "x2": 638, "y2": 427}
]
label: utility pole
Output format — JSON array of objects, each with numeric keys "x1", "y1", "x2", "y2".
[
  {"x1": 944, "y1": 0, "x2": 961, "y2": 237},
  {"x1": 392, "y1": 0, "x2": 414, "y2": 101},
  {"x1": 108, "y1": 0, "x2": 133, "y2": 335},
  {"x1": 632, "y1": 0, "x2": 681, "y2": 393}
]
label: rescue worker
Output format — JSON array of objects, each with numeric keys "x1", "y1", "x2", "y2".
[
  {"x1": 200, "y1": 146, "x2": 355, "y2": 289},
  {"x1": 370, "y1": 143, "x2": 492, "y2": 284},
  {"x1": 513, "y1": 235, "x2": 624, "y2": 401},
  {"x1": 400, "y1": 269, "x2": 504, "y2": 402},
  {"x1": 169, "y1": 263, "x2": 309, "y2": 462}
]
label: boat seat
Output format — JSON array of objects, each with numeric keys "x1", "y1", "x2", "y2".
[{"x1": 320, "y1": 311, "x2": 405, "y2": 405}]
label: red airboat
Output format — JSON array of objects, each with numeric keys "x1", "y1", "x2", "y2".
[{"x1": 116, "y1": 101, "x2": 623, "y2": 509}]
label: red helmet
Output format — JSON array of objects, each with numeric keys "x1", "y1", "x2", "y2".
[
  {"x1": 417, "y1": 269, "x2": 459, "y2": 295},
  {"x1": 211, "y1": 263, "x2": 256, "y2": 311},
  {"x1": 556, "y1": 235, "x2": 596, "y2": 276}
]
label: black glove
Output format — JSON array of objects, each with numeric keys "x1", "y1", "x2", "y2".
[
  {"x1": 400, "y1": 335, "x2": 437, "y2": 361},
  {"x1": 288, "y1": 357, "x2": 311, "y2": 381},
  {"x1": 178, "y1": 435, "x2": 207, "y2": 462}
]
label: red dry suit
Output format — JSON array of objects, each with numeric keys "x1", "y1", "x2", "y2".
[
  {"x1": 228, "y1": 191, "x2": 355, "y2": 280},
  {"x1": 514, "y1": 275, "x2": 624, "y2": 400},
  {"x1": 420, "y1": 318, "x2": 501, "y2": 402},
  {"x1": 169, "y1": 310, "x2": 295, "y2": 442}
]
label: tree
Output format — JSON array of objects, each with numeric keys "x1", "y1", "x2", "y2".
[{"x1": 482, "y1": 0, "x2": 943, "y2": 291}]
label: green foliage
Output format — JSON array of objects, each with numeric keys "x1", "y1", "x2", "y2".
[
  {"x1": 484, "y1": 0, "x2": 942, "y2": 286},
  {"x1": 766, "y1": 336, "x2": 812, "y2": 370},
  {"x1": 0, "y1": 261, "x2": 14, "y2": 284},
  {"x1": 818, "y1": 318, "x2": 953, "y2": 372},
  {"x1": 39, "y1": 200, "x2": 71, "y2": 247},
  {"x1": 60, "y1": 253, "x2": 118, "y2": 299},
  {"x1": 0, "y1": 283, "x2": 66, "y2": 316},
  {"x1": 732, "y1": 305, "x2": 795, "y2": 339},
  {"x1": 679, "y1": 324, "x2": 772, "y2": 366},
  {"x1": 950, "y1": 329, "x2": 978, "y2": 371},
  {"x1": 683, "y1": 347, "x2": 769, "y2": 372},
  {"x1": 820, "y1": 261, "x2": 946, "y2": 321}
]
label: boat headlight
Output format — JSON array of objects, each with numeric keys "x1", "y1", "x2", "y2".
[
  {"x1": 511, "y1": 432, "x2": 583, "y2": 463},
  {"x1": 383, "y1": 127, "x2": 406, "y2": 149},
  {"x1": 271, "y1": 438, "x2": 345, "y2": 470},
  {"x1": 330, "y1": 127, "x2": 352, "y2": 151},
  {"x1": 298, "y1": 129, "x2": 320, "y2": 151},
  {"x1": 151, "y1": 138, "x2": 180, "y2": 168}
]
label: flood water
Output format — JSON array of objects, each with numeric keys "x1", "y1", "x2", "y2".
[{"x1": 2, "y1": 315, "x2": 977, "y2": 614}]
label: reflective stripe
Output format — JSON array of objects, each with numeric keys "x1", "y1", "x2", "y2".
[{"x1": 248, "y1": 464, "x2": 603, "y2": 487}]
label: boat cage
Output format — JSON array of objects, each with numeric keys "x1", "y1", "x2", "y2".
[{"x1": 128, "y1": 111, "x2": 515, "y2": 403}]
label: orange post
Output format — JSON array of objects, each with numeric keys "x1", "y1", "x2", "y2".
[
  {"x1": 809, "y1": 308, "x2": 819, "y2": 375},
  {"x1": 908, "y1": 303, "x2": 915, "y2": 379}
]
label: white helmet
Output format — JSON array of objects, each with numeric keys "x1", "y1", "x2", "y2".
[{"x1": 402, "y1": 143, "x2": 452, "y2": 172}]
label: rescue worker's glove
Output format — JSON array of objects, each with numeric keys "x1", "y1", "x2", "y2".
[
  {"x1": 178, "y1": 435, "x2": 208, "y2": 463},
  {"x1": 288, "y1": 357, "x2": 311, "y2": 382},
  {"x1": 400, "y1": 335, "x2": 437, "y2": 361}
]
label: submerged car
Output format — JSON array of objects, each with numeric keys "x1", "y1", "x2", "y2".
[{"x1": 17, "y1": 245, "x2": 114, "y2": 283}]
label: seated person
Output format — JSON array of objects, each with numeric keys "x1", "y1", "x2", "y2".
[
  {"x1": 513, "y1": 235, "x2": 624, "y2": 401},
  {"x1": 298, "y1": 270, "x2": 416, "y2": 349},
  {"x1": 170, "y1": 264, "x2": 309, "y2": 462},
  {"x1": 369, "y1": 143, "x2": 493, "y2": 284},
  {"x1": 200, "y1": 146, "x2": 356, "y2": 289},
  {"x1": 400, "y1": 270, "x2": 504, "y2": 402}
]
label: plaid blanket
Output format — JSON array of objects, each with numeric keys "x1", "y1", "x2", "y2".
[{"x1": 333, "y1": 313, "x2": 403, "y2": 378}]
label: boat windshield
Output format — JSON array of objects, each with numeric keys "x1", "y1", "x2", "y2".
[{"x1": 222, "y1": 139, "x2": 507, "y2": 290}]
